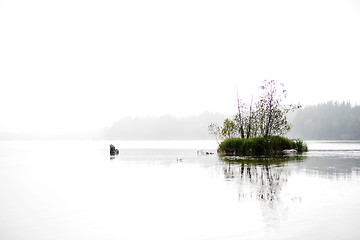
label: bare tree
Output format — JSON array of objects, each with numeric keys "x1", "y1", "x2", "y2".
[
  {"x1": 209, "y1": 80, "x2": 301, "y2": 141},
  {"x1": 257, "y1": 80, "x2": 289, "y2": 137},
  {"x1": 246, "y1": 96, "x2": 254, "y2": 138},
  {"x1": 236, "y1": 91, "x2": 245, "y2": 138},
  {"x1": 208, "y1": 122, "x2": 221, "y2": 145}
]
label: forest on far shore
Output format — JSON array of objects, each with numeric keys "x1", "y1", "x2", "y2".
[
  {"x1": 287, "y1": 101, "x2": 360, "y2": 140},
  {"x1": 99, "y1": 101, "x2": 360, "y2": 141}
]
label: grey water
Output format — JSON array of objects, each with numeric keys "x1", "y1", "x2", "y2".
[{"x1": 1, "y1": 140, "x2": 360, "y2": 240}]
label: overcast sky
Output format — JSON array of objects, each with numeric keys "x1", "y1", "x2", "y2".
[{"x1": 1, "y1": 0, "x2": 360, "y2": 135}]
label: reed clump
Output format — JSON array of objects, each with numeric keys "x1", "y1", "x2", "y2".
[{"x1": 218, "y1": 136, "x2": 307, "y2": 156}]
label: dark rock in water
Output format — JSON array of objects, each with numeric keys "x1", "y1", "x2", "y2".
[
  {"x1": 110, "y1": 144, "x2": 119, "y2": 156},
  {"x1": 197, "y1": 150, "x2": 215, "y2": 155}
]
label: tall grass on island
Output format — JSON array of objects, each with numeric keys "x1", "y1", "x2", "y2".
[{"x1": 218, "y1": 136, "x2": 308, "y2": 156}]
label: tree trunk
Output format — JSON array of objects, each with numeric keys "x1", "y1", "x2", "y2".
[
  {"x1": 264, "y1": 81, "x2": 276, "y2": 137},
  {"x1": 237, "y1": 91, "x2": 245, "y2": 138},
  {"x1": 246, "y1": 96, "x2": 253, "y2": 138}
]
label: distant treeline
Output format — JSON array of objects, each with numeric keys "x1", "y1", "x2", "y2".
[
  {"x1": 288, "y1": 101, "x2": 360, "y2": 140},
  {"x1": 100, "y1": 102, "x2": 360, "y2": 140},
  {"x1": 101, "y1": 112, "x2": 226, "y2": 140}
]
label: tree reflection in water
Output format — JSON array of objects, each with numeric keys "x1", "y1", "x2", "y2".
[{"x1": 221, "y1": 155, "x2": 305, "y2": 227}]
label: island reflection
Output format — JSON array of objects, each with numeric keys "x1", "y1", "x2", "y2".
[
  {"x1": 220, "y1": 155, "x2": 306, "y2": 227},
  {"x1": 221, "y1": 156, "x2": 305, "y2": 202}
]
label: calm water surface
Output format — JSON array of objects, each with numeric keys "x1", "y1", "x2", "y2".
[{"x1": 1, "y1": 140, "x2": 360, "y2": 240}]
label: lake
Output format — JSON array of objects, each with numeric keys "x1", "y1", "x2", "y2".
[{"x1": 1, "y1": 140, "x2": 360, "y2": 240}]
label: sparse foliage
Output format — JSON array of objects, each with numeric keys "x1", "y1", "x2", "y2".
[
  {"x1": 208, "y1": 122, "x2": 221, "y2": 144},
  {"x1": 221, "y1": 118, "x2": 237, "y2": 139},
  {"x1": 209, "y1": 80, "x2": 301, "y2": 142}
]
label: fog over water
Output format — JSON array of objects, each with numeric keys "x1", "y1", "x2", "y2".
[
  {"x1": 2, "y1": 3, "x2": 360, "y2": 239},
  {"x1": 1, "y1": 0, "x2": 360, "y2": 137},
  {"x1": 1, "y1": 140, "x2": 360, "y2": 239}
]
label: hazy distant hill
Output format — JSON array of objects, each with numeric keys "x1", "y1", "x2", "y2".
[
  {"x1": 100, "y1": 102, "x2": 360, "y2": 140},
  {"x1": 100, "y1": 112, "x2": 226, "y2": 140},
  {"x1": 288, "y1": 101, "x2": 360, "y2": 140}
]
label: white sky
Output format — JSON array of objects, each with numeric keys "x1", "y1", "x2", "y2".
[{"x1": 1, "y1": 0, "x2": 360, "y2": 135}]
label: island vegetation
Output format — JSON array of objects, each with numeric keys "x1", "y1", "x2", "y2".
[{"x1": 209, "y1": 80, "x2": 307, "y2": 155}]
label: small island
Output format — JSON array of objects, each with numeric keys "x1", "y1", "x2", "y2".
[
  {"x1": 218, "y1": 136, "x2": 307, "y2": 156},
  {"x1": 209, "y1": 80, "x2": 307, "y2": 156}
]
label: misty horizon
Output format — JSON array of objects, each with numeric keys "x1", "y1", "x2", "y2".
[
  {"x1": 1, "y1": 101, "x2": 359, "y2": 140},
  {"x1": 1, "y1": 0, "x2": 360, "y2": 138}
]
